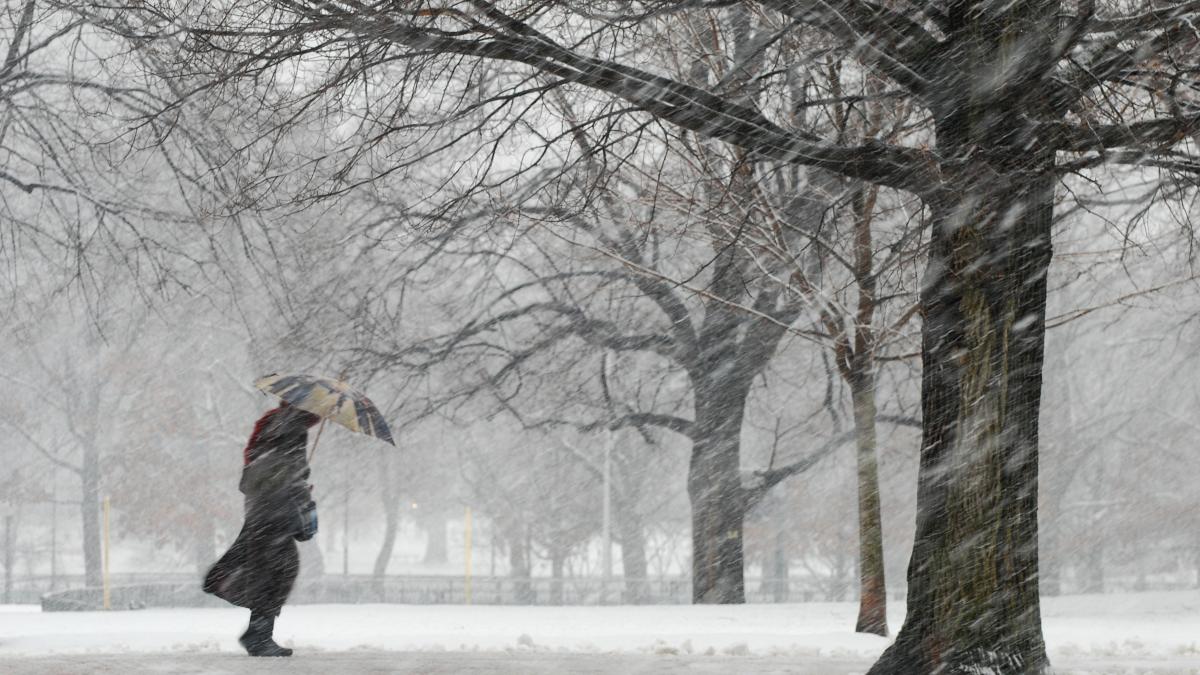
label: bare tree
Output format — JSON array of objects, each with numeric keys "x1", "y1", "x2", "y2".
[
  {"x1": 112, "y1": 310, "x2": 261, "y2": 574},
  {"x1": 0, "y1": 303, "x2": 151, "y2": 586},
  {"x1": 0, "y1": 0, "x2": 248, "y2": 310},
  {"x1": 91, "y1": 2, "x2": 1200, "y2": 671},
  {"x1": 629, "y1": 10, "x2": 925, "y2": 629},
  {"x1": 674, "y1": 34, "x2": 925, "y2": 629},
  {"x1": 360, "y1": 163, "x2": 855, "y2": 605}
]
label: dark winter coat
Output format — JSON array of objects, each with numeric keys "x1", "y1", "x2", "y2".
[{"x1": 203, "y1": 405, "x2": 320, "y2": 616}]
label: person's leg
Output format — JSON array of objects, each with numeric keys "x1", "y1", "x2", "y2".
[{"x1": 239, "y1": 610, "x2": 293, "y2": 657}]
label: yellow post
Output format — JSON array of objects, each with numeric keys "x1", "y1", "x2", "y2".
[
  {"x1": 102, "y1": 496, "x2": 111, "y2": 610},
  {"x1": 464, "y1": 507, "x2": 472, "y2": 605}
]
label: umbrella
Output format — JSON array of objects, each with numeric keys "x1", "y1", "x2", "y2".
[{"x1": 254, "y1": 373, "x2": 395, "y2": 460}]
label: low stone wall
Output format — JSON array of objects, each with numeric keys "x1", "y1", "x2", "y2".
[
  {"x1": 38, "y1": 575, "x2": 840, "y2": 610},
  {"x1": 40, "y1": 576, "x2": 688, "y2": 610},
  {"x1": 41, "y1": 583, "x2": 226, "y2": 611}
]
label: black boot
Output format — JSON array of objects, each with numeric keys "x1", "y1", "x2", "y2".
[{"x1": 239, "y1": 612, "x2": 293, "y2": 657}]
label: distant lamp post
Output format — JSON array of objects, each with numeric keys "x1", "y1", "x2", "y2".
[{"x1": 600, "y1": 352, "x2": 615, "y2": 604}]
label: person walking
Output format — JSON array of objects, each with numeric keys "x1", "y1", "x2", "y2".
[{"x1": 204, "y1": 402, "x2": 321, "y2": 657}]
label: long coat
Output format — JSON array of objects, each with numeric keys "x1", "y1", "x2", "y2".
[{"x1": 203, "y1": 406, "x2": 318, "y2": 616}]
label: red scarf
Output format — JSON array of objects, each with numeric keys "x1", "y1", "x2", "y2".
[{"x1": 243, "y1": 406, "x2": 285, "y2": 466}]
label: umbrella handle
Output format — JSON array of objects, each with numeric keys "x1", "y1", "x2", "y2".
[{"x1": 308, "y1": 418, "x2": 328, "y2": 464}]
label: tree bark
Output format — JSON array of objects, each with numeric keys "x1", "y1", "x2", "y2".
[
  {"x1": 81, "y1": 445, "x2": 102, "y2": 588},
  {"x1": 374, "y1": 449, "x2": 400, "y2": 579},
  {"x1": 508, "y1": 524, "x2": 534, "y2": 604},
  {"x1": 870, "y1": 173, "x2": 1054, "y2": 673},
  {"x1": 868, "y1": 6, "x2": 1059, "y2": 669},
  {"x1": 688, "y1": 385, "x2": 749, "y2": 604},
  {"x1": 373, "y1": 517, "x2": 398, "y2": 580},
  {"x1": 549, "y1": 549, "x2": 565, "y2": 605},
  {"x1": 616, "y1": 504, "x2": 649, "y2": 604},
  {"x1": 421, "y1": 510, "x2": 449, "y2": 566},
  {"x1": 768, "y1": 525, "x2": 790, "y2": 603},
  {"x1": 851, "y1": 374, "x2": 888, "y2": 636},
  {"x1": 373, "y1": 501, "x2": 398, "y2": 579},
  {"x1": 1082, "y1": 537, "x2": 1105, "y2": 594}
]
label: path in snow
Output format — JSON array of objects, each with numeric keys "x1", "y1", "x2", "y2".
[
  {"x1": 3, "y1": 652, "x2": 1200, "y2": 674},
  {"x1": 2, "y1": 591, "x2": 1198, "y2": 673}
]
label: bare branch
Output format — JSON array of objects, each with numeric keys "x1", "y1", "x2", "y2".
[
  {"x1": 0, "y1": 419, "x2": 82, "y2": 476},
  {"x1": 760, "y1": 0, "x2": 941, "y2": 96},
  {"x1": 583, "y1": 412, "x2": 696, "y2": 440},
  {"x1": 744, "y1": 428, "x2": 852, "y2": 508},
  {"x1": 271, "y1": 1, "x2": 938, "y2": 195},
  {"x1": 1052, "y1": 114, "x2": 1200, "y2": 153}
]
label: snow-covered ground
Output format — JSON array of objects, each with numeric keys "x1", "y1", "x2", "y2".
[{"x1": 1, "y1": 591, "x2": 1198, "y2": 673}]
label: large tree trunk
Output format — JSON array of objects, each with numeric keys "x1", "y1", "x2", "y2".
[
  {"x1": 870, "y1": 172, "x2": 1054, "y2": 673},
  {"x1": 507, "y1": 524, "x2": 534, "y2": 604},
  {"x1": 81, "y1": 446, "x2": 102, "y2": 588},
  {"x1": 1082, "y1": 536, "x2": 1105, "y2": 594},
  {"x1": 616, "y1": 504, "x2": 649, "y2": 604},
  {"x1": 421, "y1": 510, "x2": 449, "y2": 565},
  {"x1": 549, "y1": 549, "x2": 565, "y2": 605},
  {"x1": 373, "y1": 450, "x2": 400, "y2": 579},
  {"x1": 373, "y1": 505, "x2": 398, "y2": 578},
  {"x1": 850, "y1": 372, "x2": 888, "y2": 636},
  {"x1": 869, "y1": 6, "x2": 1059, "y2": 669},
  {"x1": 766, "y1": 524, "x2": 790, "y2": 603},
  {"x1": 687, "y1": 387, "x2": 749, "y2": 604}
]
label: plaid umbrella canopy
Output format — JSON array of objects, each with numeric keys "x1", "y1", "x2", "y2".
[{"x1": 254, "y1": 374, "x2": 395, "y2": 451}]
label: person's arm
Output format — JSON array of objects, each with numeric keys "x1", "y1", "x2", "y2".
[
  {"x1": 283, "y1": 454, "x2": 312, "y2": 506},
  {"x1": 286, "y1": 450, "x2": 319, "y2": 541}
]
